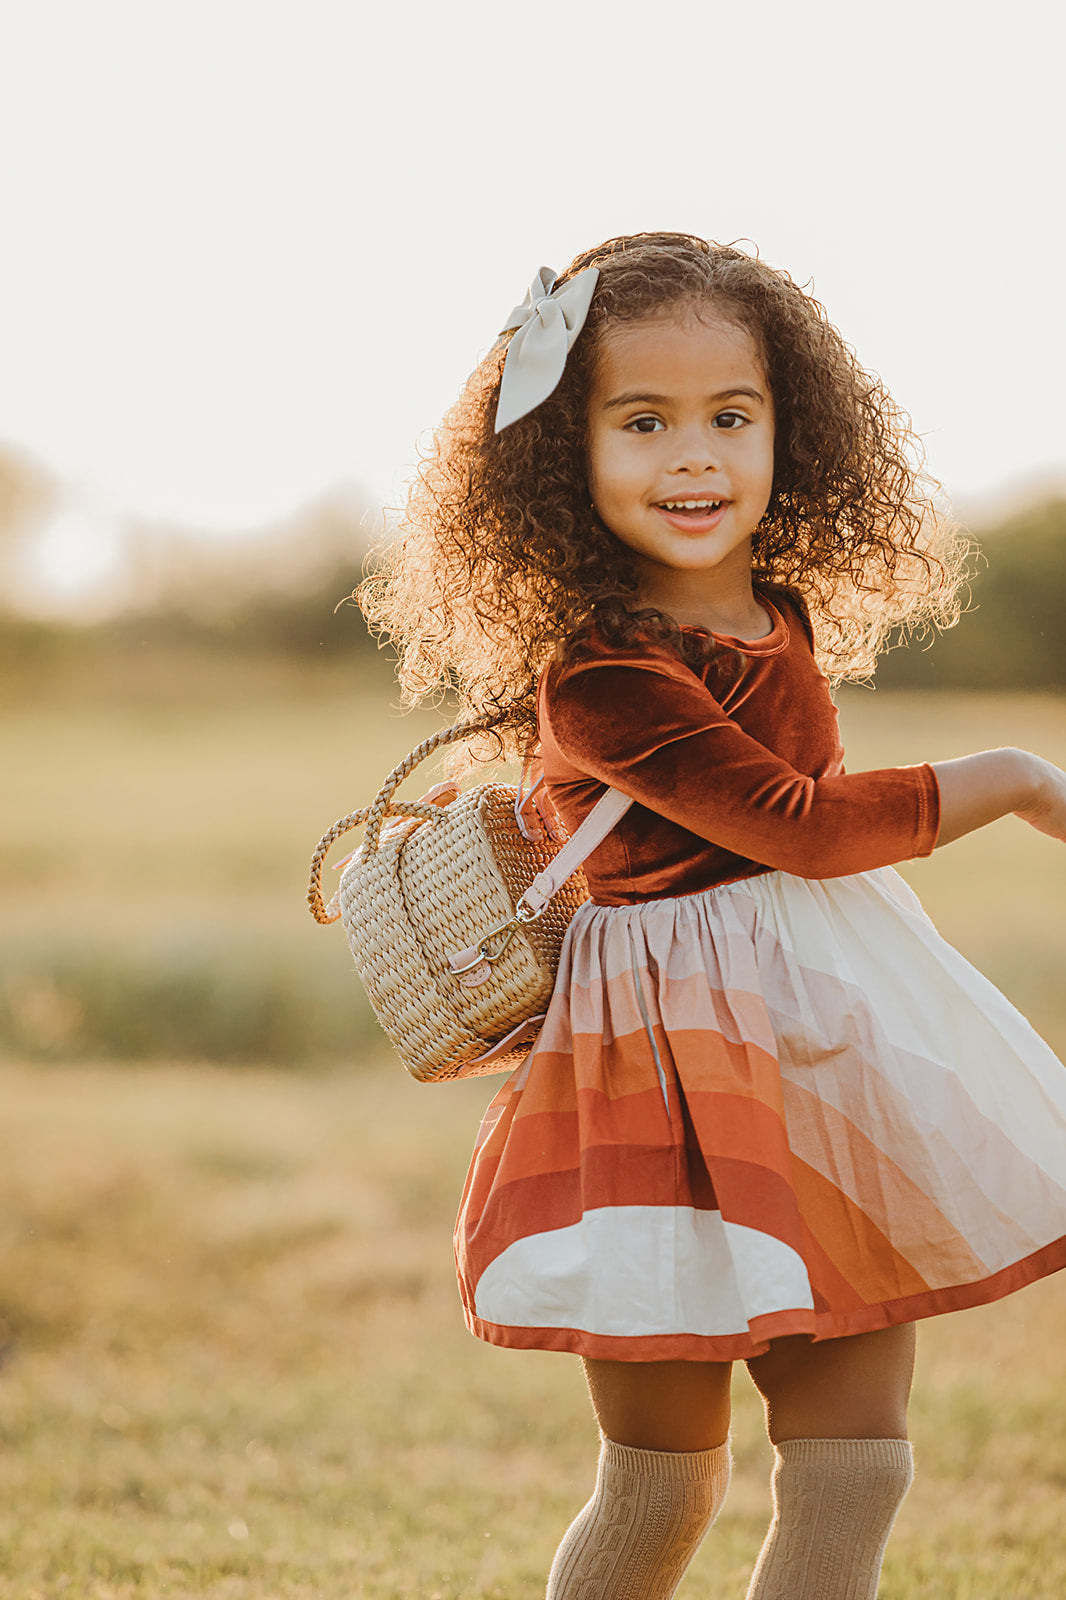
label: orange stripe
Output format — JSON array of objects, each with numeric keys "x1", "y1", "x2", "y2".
[
  {"x1": 684, "y1": 1088, "x2": 792, "y2": 1173},
  {"x1": 666, "y1": 1026, "x2": 787, "y2": 1105},
  {"x1": 573, "y1": 1030, "x2": 677, "y2": 1100},
  {"x1": 459, "y1": 1166, "x2": 583, "y2": 1273},
  {"x1": 508, "y1": 1049, "x2": 579, "y2": 1116},
  {"x1": 791, "y1": 1154, "x2": 932, "y2": 1303},
  {"x1": 574, "y1": 1085, "x2": 677, "y2": 1146},
  {"x1": 783, "y1": 1079, "x2": 990, "y2": 1285}
]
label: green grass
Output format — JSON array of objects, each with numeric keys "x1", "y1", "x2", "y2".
[
  {"x1": 0, "y1": 1058, "x2": 1062, "y2": 1597},
  {"x1": 0, "y1": 670, "x2": 442, "y2": 1062}
]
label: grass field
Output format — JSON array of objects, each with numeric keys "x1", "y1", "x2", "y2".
[
  {"x1": 2, "y1": 662, "x2": 1065, "y2": 1594},
  {"x1": 0, "y1": 1059, "x2": 1065, "y2": 1599}
]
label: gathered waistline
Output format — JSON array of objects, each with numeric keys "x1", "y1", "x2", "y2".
[
  {"x1": 581, "y1": 864, "x2": 897, "y2": 916},
  {"x1": 585, "y1": 864, "x2": 773, "y2": 912}
]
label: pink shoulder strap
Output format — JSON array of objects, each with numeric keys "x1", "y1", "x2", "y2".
[{"x1": 517, "y1": 787, "x2": 632, "y2": 916}]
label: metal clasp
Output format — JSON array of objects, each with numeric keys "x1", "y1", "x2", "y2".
[{"x1": 448, "y1": 897, "x2": 545, "y2": 977}]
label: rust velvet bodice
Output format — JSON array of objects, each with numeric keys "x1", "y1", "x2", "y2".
[{"x1": 537, "y1": 590, "x2": 941, "y2": 907}]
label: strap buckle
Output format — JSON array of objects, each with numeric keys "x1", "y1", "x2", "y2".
[{"x1": 448, "y1": 898, "x2": 546, "y2": 978}]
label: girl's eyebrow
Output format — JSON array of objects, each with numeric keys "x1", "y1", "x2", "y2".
[{"x1": 602, "y1": 385, "x2": 766, "y2": 411}]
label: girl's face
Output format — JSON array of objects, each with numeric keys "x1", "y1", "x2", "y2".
[{"x1": 586, "y1": 310, "x2": 775, "y2": 618}]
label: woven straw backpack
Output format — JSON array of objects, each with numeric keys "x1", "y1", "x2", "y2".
[{"x1": 307, "y1": 723, "x2": 630, "y2": 1083}]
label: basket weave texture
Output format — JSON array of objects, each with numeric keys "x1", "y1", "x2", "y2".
[
  {"x1": 336, "y1": 784, "x2": 588, "y2": 1081},
  {"x1": 307, "y1": 723, "x2": 603, "y2": 1084}
]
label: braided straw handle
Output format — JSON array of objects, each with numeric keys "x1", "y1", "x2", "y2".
[{"x1": 307, "y1": 721, "x2": 491, "y2": 925}]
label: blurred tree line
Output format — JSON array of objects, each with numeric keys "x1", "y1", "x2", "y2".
[
  {"x1": 0, "y1": 435, "x2": 1063, "y2": 691},
  {"x1": 877, "y1": 497, "x2": 1066, "y2": 690},
  {"x1": 0, "y1": 452, "x2": 384, "y2": 684}
]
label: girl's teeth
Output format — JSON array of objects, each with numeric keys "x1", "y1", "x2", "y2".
[{"x1": 661, "y1": 500, "x2": 722, "y2": 510}]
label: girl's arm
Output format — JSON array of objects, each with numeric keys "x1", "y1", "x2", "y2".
[
  {"x1": 543, "y1": 661, "x2": 941, "y2": 878},
  {"x1": 545, "y1": 658, "x2": 1066, "y2": 876},
  {"x1": 933, "y1": 749, "x2": 1066, "y2": 847}
]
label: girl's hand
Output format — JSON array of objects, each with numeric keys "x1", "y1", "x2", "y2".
[
  {"x1": 1013, "y1": 753, "x2": 1066, "y2": 842},
  {"x1": 933, "y1": 749, "x2": 1066, "y2": 848}
]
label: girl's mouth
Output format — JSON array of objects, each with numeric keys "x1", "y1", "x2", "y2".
[{"x1": 654, "y1": 498, "x2": 729, "y2": 532}]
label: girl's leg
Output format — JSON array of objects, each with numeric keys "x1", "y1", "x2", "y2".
[
  {"x1": 546, "y1": 1360, "x2": 733, "y2": 1600},
  {"x1": 583, "y1": 1356, "x2": 733, "y2": 1452},
  {"x1": 742, "y1": 1324, "x2": 917, "y2": 1600}
]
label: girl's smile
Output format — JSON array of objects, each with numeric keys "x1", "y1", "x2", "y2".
[
  {"x1": 655, "y1": 499, "x2": 730, "y2": 535},
  {"x1": 586, "y1": 311, "x2": 775, "y2": 632}
]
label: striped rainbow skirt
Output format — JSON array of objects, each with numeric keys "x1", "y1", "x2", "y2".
[{"x1": 454, "y1": 866, "x2": 1066, "y2": 1361}]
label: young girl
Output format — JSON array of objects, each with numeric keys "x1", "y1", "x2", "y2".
[{"x1": 360, "y1": 233, "x2": 1066, "y2": 1598}]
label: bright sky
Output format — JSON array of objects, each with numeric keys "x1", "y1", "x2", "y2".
[{"x1": 1, "y1": 0, "x2": 1063, "y2": 595}]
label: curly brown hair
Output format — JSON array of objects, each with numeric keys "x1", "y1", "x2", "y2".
[{"x1": 359, "y1": 231, "x2": 970, "y2": 768}]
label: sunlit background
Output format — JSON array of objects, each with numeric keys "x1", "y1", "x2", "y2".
[
  {"x1": 2, "y1": 5, "x2": 1066, "y2": 1596},
  {"x1": 0, "y1": 0, "x2": 1064, "y2": 610}
]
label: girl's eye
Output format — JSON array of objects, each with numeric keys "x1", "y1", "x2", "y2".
[
  {"x1": 714, "y1": 411, "x2": 747, "y2": 430},
  {"x1": 625, "y1": 415, "x2": 664, "y2": 434}
]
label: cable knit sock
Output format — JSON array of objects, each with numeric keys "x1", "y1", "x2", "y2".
[
  {"x1": 545, "y1": 1434, "x2": 731, "y2": 1600},
  {"x1": 744, "y1": 1437, "x2": 914, "y2": 1600}
]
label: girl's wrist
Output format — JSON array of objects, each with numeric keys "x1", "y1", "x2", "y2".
[
  {"x1": 932, "y1": 748, "x2": 1048, "y2": 847},
  {"x1": 1011, "y1": 748, "x2": 1055, "y2": 819},
  {"x1": 1003, "y1": 748, "x2": 1045, "y2": 811}
]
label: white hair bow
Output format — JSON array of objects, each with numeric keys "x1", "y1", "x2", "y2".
[{"x1": 493, "y1": 265, "x2": 600, "y2": 433}]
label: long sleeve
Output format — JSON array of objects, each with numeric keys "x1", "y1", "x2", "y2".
[
  {"x1": 546, "y1": 661, "x2": 939, "y2": 880},
  {"x1": 537, "y1": 600, "x2": 940, "y2": 905}
]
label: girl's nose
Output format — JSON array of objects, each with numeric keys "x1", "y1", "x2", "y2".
[{"x1": 669, "y1": 425, "x2": 722, "y2": 474}]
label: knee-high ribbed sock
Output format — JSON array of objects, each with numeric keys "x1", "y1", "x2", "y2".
[
  {"x1": 744, "y1": 1437, "x2": 914, "y2": 1600},
  {"x1": 545, "y1": 1434, "x2": 731, "y2": 1600}
]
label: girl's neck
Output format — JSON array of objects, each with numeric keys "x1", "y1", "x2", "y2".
[{"x1": 637, "y1": 565, "x2": 770, "y2": 641}]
